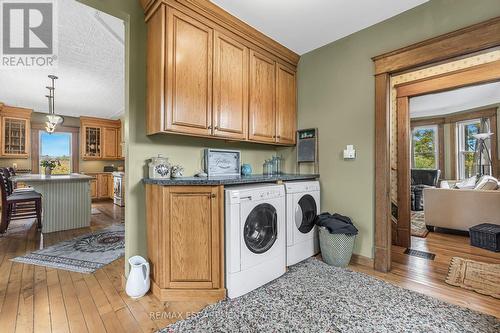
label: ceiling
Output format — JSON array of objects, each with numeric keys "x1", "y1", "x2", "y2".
[
  {"x1": 210, "y1": 0, "x2": 428, "y2": 55},
  {"x1": 410, "y1": 82, "x2": 500, "y2": 118},
  {"x1": 0, "y1": 0, "x2": 124, "y2": 119}
]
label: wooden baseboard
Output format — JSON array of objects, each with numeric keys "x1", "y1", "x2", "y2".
[
  {"x1": 351, "y1": 253, "x2": 374, "y2": 268},
  {"x1": 151, "y1": 281, "x2": 226, "y2": 303}
]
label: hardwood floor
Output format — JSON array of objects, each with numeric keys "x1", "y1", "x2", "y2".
[
  {"x1": 349, "y1": 231, "x2": 500, "y2": 318},
  {"x1": 1, "y1": 203, "x2": 498, "y2": 332},
  {"x1": 0, "y1": 201, "x2": 207, "y2": 333}
]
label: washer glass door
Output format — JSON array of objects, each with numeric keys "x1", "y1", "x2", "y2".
[
  {"x1": 294, "y1": 194, "x2": 317, "y2": 233},
  {"x1": 244, "y1": 203, "x2": 277, "y2": 254}
]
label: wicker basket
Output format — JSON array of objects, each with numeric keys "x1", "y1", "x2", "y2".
[
  {"x1": 469, "y1": 223, "x2": 500, "y2": 252},
  {"x1": 318, "y1": 227, "x2": 355, "y2": 267}
]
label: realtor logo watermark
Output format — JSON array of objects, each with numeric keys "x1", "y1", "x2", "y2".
[{"x1": 1, "y1": 0, "x2": 57, "y2": 68}]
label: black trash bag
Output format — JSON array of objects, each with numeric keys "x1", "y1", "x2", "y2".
[{"x1": 314, "y1": 213, "x2": 358, "y2": 236}]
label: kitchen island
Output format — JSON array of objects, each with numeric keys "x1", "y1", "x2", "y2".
[{"x1": 11, "y1": 174, "x2": 93, "y2": 233}]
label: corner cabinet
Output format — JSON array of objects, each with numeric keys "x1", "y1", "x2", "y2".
[
  {"x1": 80, "y1": 117, "x2": 123, "y2": 161},
  {"x1": 145, "y1": 2, "x2": 297, "y2": 145},
  {"x1": 0, "y1": 104, "x2": 32, "y2": 158},
  {"x1": 145, "y1": 184, "x2": 225, "y2": 303}
]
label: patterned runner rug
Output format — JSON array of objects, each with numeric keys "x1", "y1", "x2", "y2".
[
  {"x1": 160, "y1": 258, "x2": 499, "y2": 332},
  {"x1": 411, "y1": 211, "x2": 429, "y2": 238},
  {"x1": 11, "y1": 224, "x2": 124, "y2": 273},
  {"x1": 446, "y1": 257, "x2": 500, "y2": 299}
]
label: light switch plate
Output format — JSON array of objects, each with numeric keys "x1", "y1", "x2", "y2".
[{"x1": 343, "y1": 145, "x2": 356, "y2": 160}]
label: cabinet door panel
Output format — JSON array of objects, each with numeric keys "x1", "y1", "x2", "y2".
[
  {"x1": 2, "y1": 117, "x2": 30, "y2": 157},
  {"x1": 97, "y1": 174, "x2": 108, "y2": 198},
  {"x1": 249, "y1": 50, "x2": 276, "y2": 143},
  {"x1": 169, "y1": 187, "x2": 220, "y2": 288},
  {"x1": 166, "y1": 8, "x2": 213, "y2": 136},
  {"x1": 90, "y1": 179, "x2": 97, "y2": 199},
  {"x1": 103, "y1": 127, "x2": 118, "y2": 159},
  {"x1": 213, "y1": 32, "x2": 248, "y2": 140},
  {"x1": 276, "y1": 64, "x2": 297, "y2": 144}
]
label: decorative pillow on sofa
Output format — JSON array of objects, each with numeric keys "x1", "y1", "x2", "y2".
[
  {"x1": 474, "y1": 176, "x2": 499, "y2": 190},
  {"x1": 454, "y1": 176, "x2": 477, "y2": 189}
]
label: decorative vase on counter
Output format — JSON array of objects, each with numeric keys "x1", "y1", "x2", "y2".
[
  {"x1": 241, "y1": 164, "x2": 252, "y2": 176},
  {"x1": 148, "y1": 154, "x2": 170, "y2": 179},
  {"x1": 125, "y1": 256, "x2": 150, "y2": 298},
  {"x1": 44, "y1": 166, "x2": 52, "y2": 176}
]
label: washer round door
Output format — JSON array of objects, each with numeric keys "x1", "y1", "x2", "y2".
[
  {"x1": 244, "y1": 203, "x2": 277, "y2": 254},
  {"x1": 294, "y1": 194, "x2": 318, "y2": 234}
]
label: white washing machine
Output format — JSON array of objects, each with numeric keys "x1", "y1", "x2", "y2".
[
  {"x1": 225, "y1": 183, "x2": 286, "y2": 299},
  {"x1": 285, "y1": 181, "x2": 320, "y2": 266}
]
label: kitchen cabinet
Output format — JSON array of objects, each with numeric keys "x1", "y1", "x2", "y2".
[
  {"x1": 145, "y1": 184, "x2": 225, "y2": 302},
  {"x1": 213, "y1": 31, "x2": 248, "y2": 140},
  {"x1": 145, "y1": 2, "x2": 298, "y2": 146},
  {"x1": 164, "y1": 8, "x2": 212, "y2": 136},
  {"x1": 87, "y1": 173, "x2": 114, "y2": 200},
  {"x1": 80, "y1": 117, "x2": 122, "y2": 160},
  {"x1": 0, "y1": 104, "x2": 32, "y2": 158},
  {"x1": 90, "y1": 179, "x2": 97, "y2": 199},
  {"x1": 276, "y1": 64, "x2": 297, "y2": 145},
  {"x1": 248, "y1": 50, "x2": 276, "y2": 143}
]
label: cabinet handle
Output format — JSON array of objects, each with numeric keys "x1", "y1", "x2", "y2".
[
  {"x1": 208, "y1": 125, "x2": 212, "y2": 130},
  {"x1": 277, "y1": 135, "x2": 281, "y2": 139},
  {"x1": 214, "y1": 126, "x2": 218, "y2": 130},
  {"x1": 210, "y1": 194, "x2": 217, "y2": 198}
]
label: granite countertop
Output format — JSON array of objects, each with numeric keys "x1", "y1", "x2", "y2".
[
  {"x1": 12, "y1": 174, "x2": 94, "y2": 182},
  {"x1": 142, "y1": 174, "x2": 319, "y2": 186}
]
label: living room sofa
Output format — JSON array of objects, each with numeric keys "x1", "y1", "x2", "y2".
[{"x1": 424, "y1": 185, "x2": 500, "y2": 231}]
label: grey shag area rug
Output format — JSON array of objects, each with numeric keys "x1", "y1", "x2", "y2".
[
  {"x1": 160, "y1": 258, "x2": 499, "y2": 333},
  {"x1": 11, "y1": 224, "x2": 124, "y2": 273}
]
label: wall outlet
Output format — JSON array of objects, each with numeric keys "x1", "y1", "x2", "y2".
[{"x1": 343, "y1": 145, "x2": 356, "y2": 160}]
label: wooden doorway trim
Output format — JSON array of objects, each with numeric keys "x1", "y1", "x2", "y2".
[
  {"x1": 394, "y1": 62, "x2": 500, "y2": 249},
  {"x1": 372, "y1": 16, "x2": 500, "y2": 272}
]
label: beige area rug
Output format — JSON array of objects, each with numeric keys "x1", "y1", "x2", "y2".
[
  {"x1": 445, "y1": 257, "x2": 500, "y2": 299},
  {"x1": 411, "y1": 211, "x2": 428, "y2": 238}
]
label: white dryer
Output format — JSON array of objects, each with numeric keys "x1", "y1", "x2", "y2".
[
  {"x1": 225, "y1": 183, "x2": 286, "y2": 299},
  {"x1": 285, "y1": 181, "x2": 320, "y2": 266}
]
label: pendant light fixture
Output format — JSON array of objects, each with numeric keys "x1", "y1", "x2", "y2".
[{"x1": 45, "y1": 75, "x2": 63, "y2": 134}]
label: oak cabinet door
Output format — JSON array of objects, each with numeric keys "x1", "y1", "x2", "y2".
[
  {"x1": 97, "y1": 174, "x2": 108, "y2": 198},
  {"x1": 248, "y1": 50, "x2": 276, "y2": 143},
  {"x1": 165, "y1": 8, "x2": 213, "y2": 136},
  {"x1": 213, "y1": 31, "x2": 248, "y2": 140},
  {"x1": 90, "y1": 179, "x2": 97, "y2": 199},
  {"x1": 102, "y1": 127, "x2": 118, "y2": 159},
  {"x1": 2, "y1": 117, "x2": 30, "y2": 158},
  {"x1": 276, "y1": 64, "x2": 297, "y2": 144},
  {"x1": 168, "y1": 187, "x2": 221, "y2": 289}
]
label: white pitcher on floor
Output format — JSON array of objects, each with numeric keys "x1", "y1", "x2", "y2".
[{"x1": 126, "y1": 256, "x2": 150, "y2": 298}]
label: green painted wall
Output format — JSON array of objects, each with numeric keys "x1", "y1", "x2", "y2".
[{"x1": 283, "y1": 0, "x2": 500, "y2": 258}]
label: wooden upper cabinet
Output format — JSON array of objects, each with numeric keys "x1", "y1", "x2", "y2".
[
  {"x1": 249, "y1": 50, "x2": 276, "y2": 143},
  {"x1": 213, "y1": 31, "x2": 248, "y2": 140},
  {"x1": 165, "y1": 8, "x2": 213, "y2": 136},
  {"x1": 103, "y1": 127, "x2": 118, "y2": 159},
  {"x1": 145, "y1": 3, "x2": 299, "y2": 146},
  {"x1": 0, "y1": 105, "x2": 32, "y2": 158},
  {"x1": 276, "y1": 64, "x2": 297, "y2": 144},
  {"x1": 80, "y1": 117, "x2": 122, "y2": 161}
]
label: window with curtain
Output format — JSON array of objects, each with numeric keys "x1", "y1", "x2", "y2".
[
  {"x1": 411, "y1": 125, "x2": 438, "y2": 169},
  {"x1": 456, "y1": 118, "x2": 491, "y2": 179}
]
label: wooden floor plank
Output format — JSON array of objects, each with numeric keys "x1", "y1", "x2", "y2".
[
  {"x1": 57, "y1": 270, "x2": 88, "y2": 333},
  {"x1": 46, "y1": 270, "x2": 70, "y2": 333},
  {"x1": 33, "y1": 266, "x2": 51, "y2": 333},
  {"x1": 70, "y1": 273, "x2": 107, "y2": 333}
]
